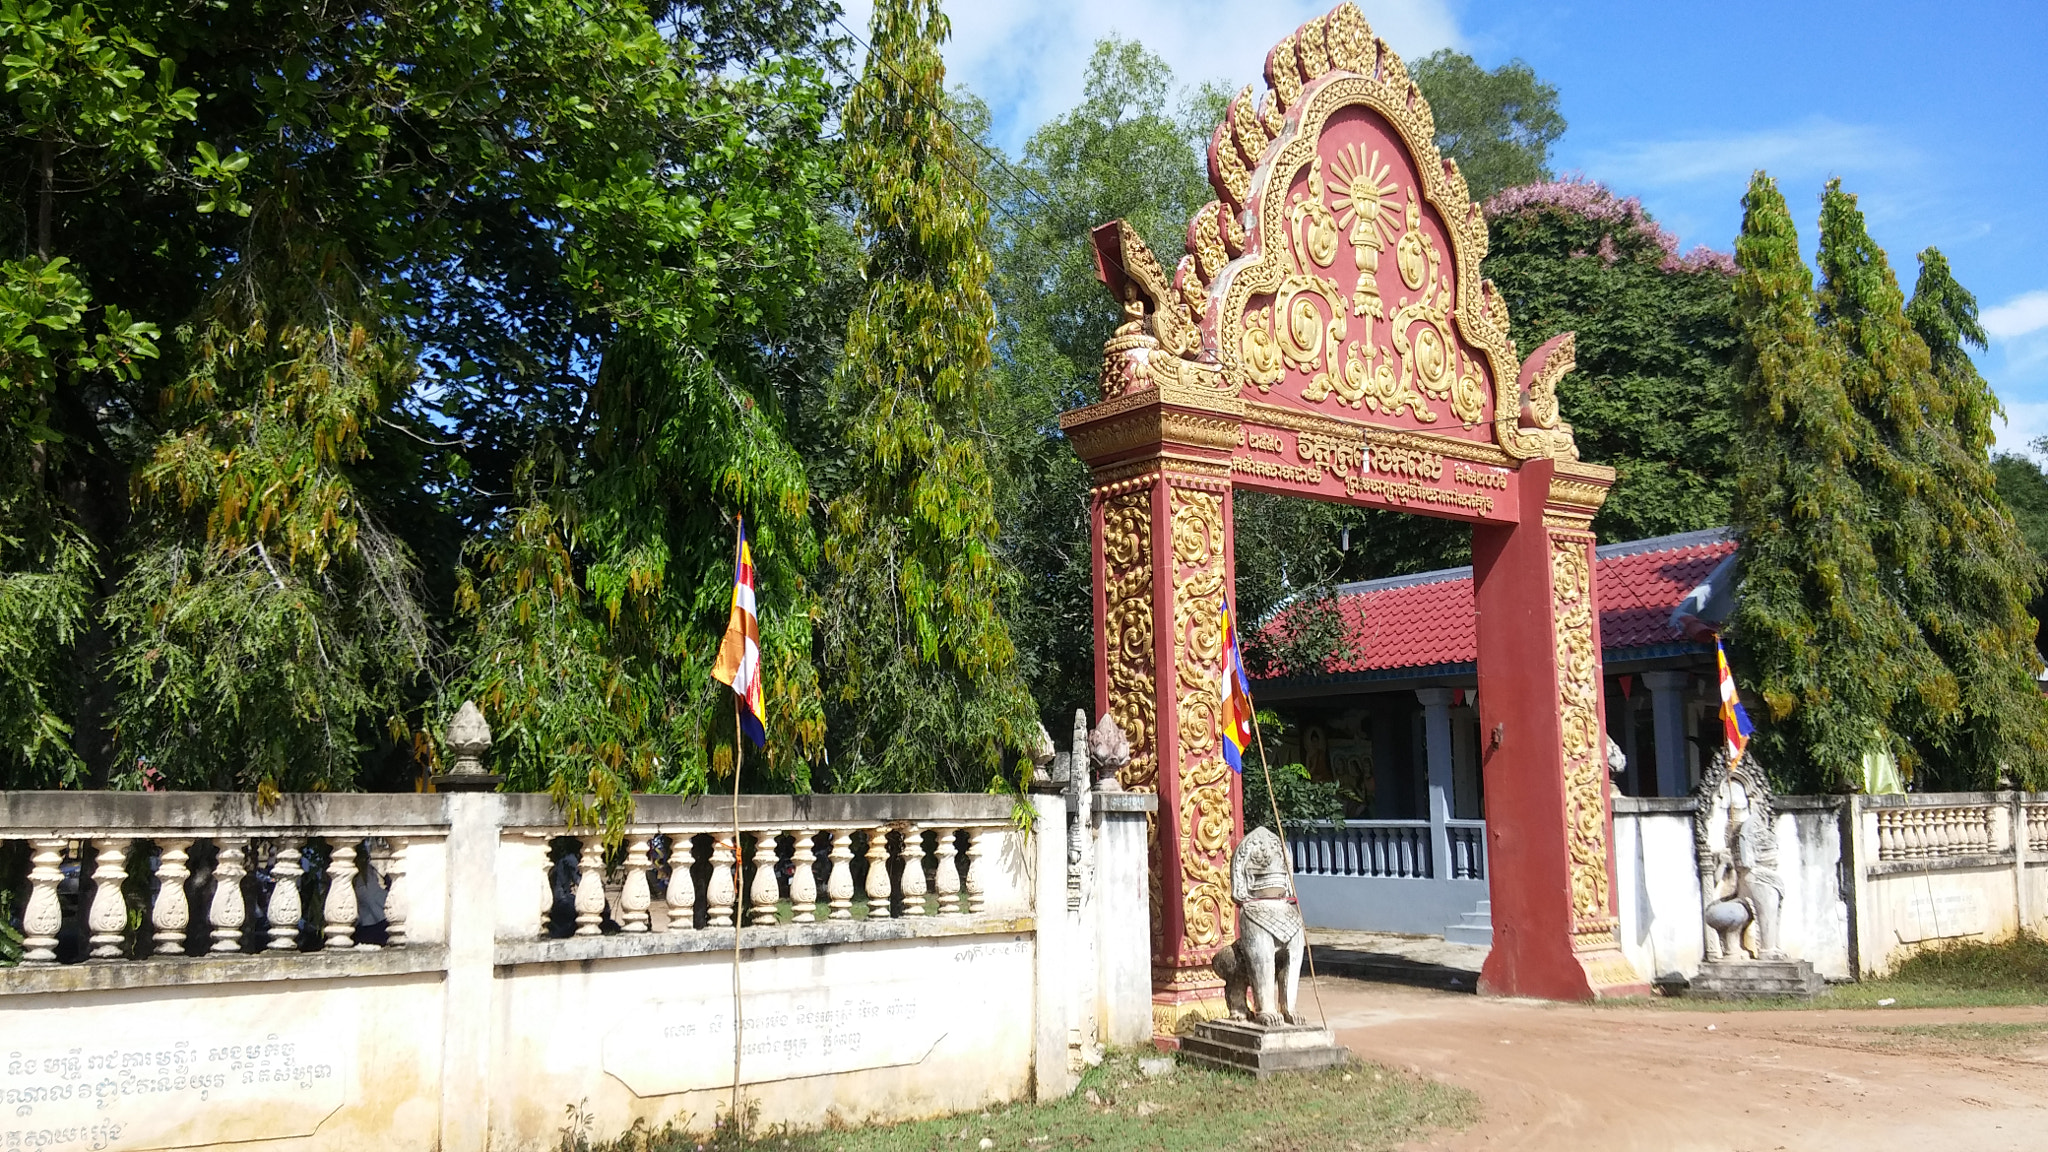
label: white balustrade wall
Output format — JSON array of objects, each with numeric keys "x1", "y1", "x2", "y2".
[
  {"x1": 1614, "y1": 790, "x2": 2048, "y2": 986},
  {"x1": 0, "y1": 787, "x2": 1154, "y2": 1151}
]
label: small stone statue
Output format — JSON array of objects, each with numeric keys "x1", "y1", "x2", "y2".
[
  {"x1": 1694, "y1": 748, "x2": 1785, "y2": 961},
  {"x1": 1211, "y1": 825, "x2": 1305, "y2": 1026}
]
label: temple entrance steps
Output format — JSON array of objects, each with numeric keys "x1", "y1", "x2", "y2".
[{"x1": 1443, "y1": 899, "x2": 1494, "y2": 946}]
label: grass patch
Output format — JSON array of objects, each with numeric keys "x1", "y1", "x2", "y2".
[
  {"x1": 1643, "y1": 933, "x2": 2048, "y2": 1011},
  {"x1": 1890, "y1": 931, "x2": 2048, "y2": 992},
  {"x1": 569, "y1": 1049, "x2": 1477, "y2": 1152},
  {"x1": 1848, "y1": 1021, "x2": 2048, "y2": 1059}
]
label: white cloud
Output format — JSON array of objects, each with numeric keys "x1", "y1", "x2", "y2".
[
  {"x1": 1994, "y1": 400, "x2": 2048, "y2": 459},
  {"x1": 838, "y1": 0, "x2": 1463, "y2": 151},
  {"x1": 1583, "y1": 117, "x2": 1892, "y2": 190},
  {"x1": 1984, "y1": 290, "x2": 2048, "y2": 342}
]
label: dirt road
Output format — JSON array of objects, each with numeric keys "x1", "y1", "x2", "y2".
[{"x1": 1313, "y1": 976, "x2": 2048, "y2": 1152}]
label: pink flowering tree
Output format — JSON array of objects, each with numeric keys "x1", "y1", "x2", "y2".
[{"x1": 1481, "y1": 178, "x2": 1743, "y2": 540}]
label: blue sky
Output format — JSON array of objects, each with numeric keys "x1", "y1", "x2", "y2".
[{"x1": 843, "y1": 0, "x2": 2048, "y2": 453}]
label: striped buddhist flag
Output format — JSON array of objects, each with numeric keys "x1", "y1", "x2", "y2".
[
  {"x1": 1220, "y1": 599, "x2": 1254, "y2": 773},
  {"x1": 1716, "y1": 637, "x2": 1753, "y2": 765},
  {"x1": 711, "y1": 517, "x2": 767, "y2": 749}
]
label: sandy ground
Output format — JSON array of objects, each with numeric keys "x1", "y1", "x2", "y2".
[{"x1": 1310, "y1": 975, "x2": 2048, "y2": 1152}]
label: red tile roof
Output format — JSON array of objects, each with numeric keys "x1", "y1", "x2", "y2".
[{"x1": 1262, "y1": 529, "x2": 1736, "y2": 678}]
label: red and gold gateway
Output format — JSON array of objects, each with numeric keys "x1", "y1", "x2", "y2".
[{"x1": 1058, "y1": 2, "x2": 1648, "y2": 1041}]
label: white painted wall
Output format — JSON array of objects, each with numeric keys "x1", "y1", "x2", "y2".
[
  {"x1": 1611, "y1": 801, "x2": 1704, "y2": 983},
  {"x1": 1615, "y1": 796, "x2": 1852, "y2": 982},
  {"x1": 0, "y1": 787, "x2": 1156, "y2": 1152}
]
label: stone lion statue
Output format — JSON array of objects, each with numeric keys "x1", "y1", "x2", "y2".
[{"x1": 1210, "y1": 824, "x2": 1305, "y2": 1026}]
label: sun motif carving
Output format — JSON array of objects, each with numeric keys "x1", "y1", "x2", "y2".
[{"x1": 1327, "y1": 143, "x2": 1398, "y2": 318}]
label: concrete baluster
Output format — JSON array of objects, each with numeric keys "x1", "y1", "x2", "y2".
[
  {"x1": 706, "y1": 833, "x2": 736, "y2": 928},
  {"x1": 266, "y1": 838, "x2": 304, "y2": 952},
  {"x1": 573, "y1": 839, "x2": 606, "y2": 936},
  {"x1": 900, "y1": 825, "x2": 928, "y2": 916},
  {"x1": 152, "y1": 838, "x2": 192, "y2": 957},
  {"x1": 20, "y1": 838, "x2": 65, "y2": 965},
  {"x1": 865, "y1": 827, "x2": 894, "y2": 918},
  {"x1": 1900, "y1": 811, "x2": 1921, "y2": 859},
  {"x1": 750, "y1": 830, "x2": 782, "y2": 927},
  {"x1": 86, "y1": 839, "x2": 132, "y2": 960},
  {"x1": 665, "y1": 834, "x2": 698, "y2": 932},
  {"x1": 324, "y1": 839, "x2": 359, "y2": 950},
  {"x1": 965, "y1": 827, "x2": 988, "y2": 915},
  {"x1": 827, "y1": 831, "x2": 855, "y2": 921},
  {"x1": 789, "y1": 830, "x2": 818, "y2": 924},
  {"x1": 210, "y1": 841, "x2": 248, "y2": 953},
  {"x1": 933, "y1": 827, "x2": 961, "y2": 915},
  {"x1": 619, "y1": 835, "x2": 652, "y2": 932},
  {"x1": 375, "y1": 837, "x2": 409, "y2": 948}
]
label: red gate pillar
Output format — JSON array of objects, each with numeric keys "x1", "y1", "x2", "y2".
[
  {"x1": 1067, "y1": 372, "x2": 1246, "y2": 1041},
  {"x1": 1472, "y1": 457, "x2": 1649, "y2": 999}
]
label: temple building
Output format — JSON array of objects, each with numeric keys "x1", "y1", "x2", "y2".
[
  {"x1": 1257, "y1": 527, "x2": 1738, "y2": 812},
  {"x1": 1254, "y1": 528, "x2": 1739, "y2": 939}
]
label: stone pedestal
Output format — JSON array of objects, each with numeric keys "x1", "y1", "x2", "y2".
[
  {"x1": 1178, "y1": 1020, "x2": 1350, "y2": 1078},
  {"x1": 1685, "y1": 959, "x2": 1825, "y2": 1000}
]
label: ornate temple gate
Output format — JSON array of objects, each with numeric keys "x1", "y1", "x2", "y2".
[{"x1": 1058, "y1": 4, "x2": 1649, "y2": 1037}]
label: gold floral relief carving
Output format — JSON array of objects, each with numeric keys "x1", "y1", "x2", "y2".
[
  {"x1": 1190, "y1": 202, "x2": 1230, "y2": 285},
  {"x1": 1550, "y1": 533, "x2": 1615, "y2": 934},
  {"x1": 1168, "y1": 487, "x2": 1236, "y2": 951},
  {"x1": 1104, "y1": 490, "x2": 1158, "y2": 793},
  {"x1": 1176, "y1": 4, "x2": 1591, "y2": 462}
]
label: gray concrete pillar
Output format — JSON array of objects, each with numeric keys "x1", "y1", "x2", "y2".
[
  {"x1": 1641, "y1": 671, "x2": 1693, "y2": 798},
  {"x1": 1415, "y1": 688, "x2": 1455, "y2": 881}
]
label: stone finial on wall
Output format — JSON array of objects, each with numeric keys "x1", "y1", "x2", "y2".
[
  {"x1": 434, "y1": 700, "x2": 503, "y2": 792},
  {"x1": 447, "y1": 701, "x2": 493, "y2": 774},
  {"x1": 1088, "y1": 714, "x2": 1131, "y2": 792}
]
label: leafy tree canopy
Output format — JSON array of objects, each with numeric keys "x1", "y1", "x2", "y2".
[
  {"x1": 1481, "y1": 179, "x2": 1741, "y2": 542},
  {"x1": 1409, "y1": 50, "x2": 1566, "y2": 202},
  {"x1": 0, "y1": 0, "x2": 843, "y2": 817}
]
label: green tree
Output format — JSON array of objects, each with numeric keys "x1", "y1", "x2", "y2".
[
  {"x1": 1727, "y1": 171, "x2": 1914, "y2": 792},
  {"x1": 1481, "y1": 180, "x2": 1741, "y2": 542},
  {"x1": 816, "y1": 0, "x2": 1033, "y2": 791},
  {"x1": 1884, "y1": 240, "x2": 2048, "y2": 785},
  {"x1": 1992, "y1": 446, "x2": 2048, "y2": 660},
  {"x1": 1410, "y1": 50, "x2": 1566, "y2": 202},
  {"x1": 987, "y1": 38, "x2": 1223, "y2": 720},
  {"x1": 0, "y1": 1, "x2": 843, "y2": 805}
]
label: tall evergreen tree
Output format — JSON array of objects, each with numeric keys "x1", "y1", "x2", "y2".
[
  {"x1": 1895, "y1": 245, "x2": 2048, "y2": 785},
  {"x1": 1728, "y1": 172, "x2": 1915, "y2": 791},
  {"x1": 817, "y1": 0, "x2": 1033, "y2": 791},
  {"x1": 1808, "y1": 181, "x2": 1960, "y2": 775}
]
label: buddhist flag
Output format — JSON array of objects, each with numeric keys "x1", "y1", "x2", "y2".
[
  {"x1": 1716, "y1": 638, "x2": 1753, "y2": 765},
  {"x1": 1220, "y1": 599, "x2": 1255, "y2": 773},
  {"x1": 711, "y1": 517, "x2": 767, "y2": 749}
]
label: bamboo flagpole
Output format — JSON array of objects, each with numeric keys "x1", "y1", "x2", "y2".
[
  {"x1": 709, "y1": 513, "x2": 767, "y2": 1139},
  {"x1": 730, "y1": 694, "x2": 744, "y2": 1138}
]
